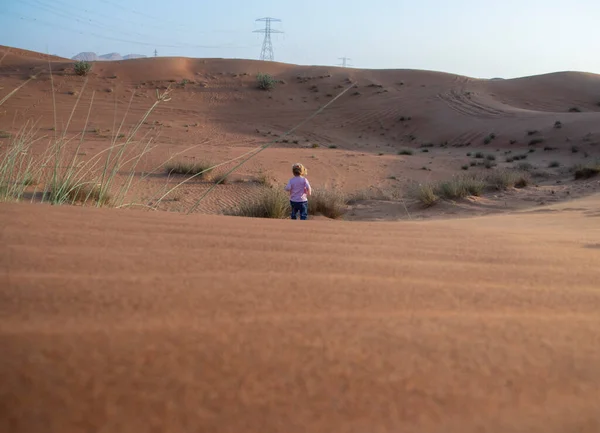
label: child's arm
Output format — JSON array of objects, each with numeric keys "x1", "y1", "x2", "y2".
[
  {"x1": 284, "y1": 180, "x2": 291, "y2": 191},
  {"x1": 305, "y1": 179, "x2": 312, "y2": 196}
]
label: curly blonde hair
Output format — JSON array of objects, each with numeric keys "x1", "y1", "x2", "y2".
[{"x1": 292, "y1": 163, "x2": 307, "y2": 177}]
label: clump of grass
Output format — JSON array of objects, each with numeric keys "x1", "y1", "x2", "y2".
[
  {"x1": 517, "y1": 162, "x2": 534, "y2": 171},
  {"x1": 529, "y1": 138, "x2": 544, "y2": 146},
  {"x1": 47, "y1": 180, "x2": 111, "y2": 206},
  {"x1": 484, "y1": 160, "x2": 497, "y2": 169},
  {"x1": 328, "y1": 145, "x2": 338, "y2": 149},
  {"x1": 308, "y1": 189, "x2": 347, "y2": 219},
  {"x1": 311, "y1": 143, "x2": 319, "y2": 148},
  {"x1": 421, "y1": 149, "x2": 429, "y2": 153},
  {"x1": 398, "y1": 149, "x2": 413, "y2": 155},
  {"x1": 485, "y1": 169, "x2": 530, "y2": 190},
  {"x1": 548, "y1": 161, "x2": 560, "y2": 168},
  {"x1": 527, "y1": 130, "x2": 539, "y2": 136},
  {"x1": 255, "y1": 171, "x2": 273, "y2": 186},
  {"x1": 544, "y1": 146, "x2": 557, "y2": 151},
  {"x1": 165, "y1": 160, "x2": 213, "y2": 178},
  {"x1": 0, "y1": 131, "x2": 10, "y2": 139},
  {"x1": 225, "y1": 187, "x2": 288, "y2": 219},
  {"x1": 483, "y1": 133, "x2": 496, "y2": 144},
  {"x1": 554, "y1": 121, "x2": 563, "y2": 129},
  {"x1": 74, "y1": 61, "x2": 92, "y2": 76},
  {"x1": 257, "y1": 73, "x2": 276, "y2": 90},
  {"x1": 474, "y1": 152, "x2": 484, "y2": 159},
  {"x1": 411, "y1": 183, "x2": 438, "y2": 207},
  {"x1": 486, "y1": 154, "x2": 496, "y2": 161},
  {"x1": 509, "y1": 139, "x2": 517, "y2": 144},
  {"x1": 437, "y1": 175, "x2": 486, "y2": 199},
  {"x1": 574, "y1": 163, "x2": 600, "y2": 180},
  {"x1": 461, "y1": 164, "x2": 469, "y2": 170},
  {"x1": 569, "y1": 107, "x2": 582, "y2": 113},
  {"x1": 571, "y1": 145, "x2": 580, "y2": 153}
]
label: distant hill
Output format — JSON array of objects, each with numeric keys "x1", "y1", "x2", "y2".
[{"x1": 72, "y1": 52, "x2": 147, "y2": 61}]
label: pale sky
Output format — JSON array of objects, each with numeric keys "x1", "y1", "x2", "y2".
[{"x1": 2, "y1": 0, "x2": 599, "y2": 79}]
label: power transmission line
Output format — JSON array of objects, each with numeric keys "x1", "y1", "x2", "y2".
[
  {"x1": 338, "y1": 57, "x2": 352, "y2": 67},
  {"x1": 154, "y1": 49, "x2": 158, "y2": 57},
  {"x1": 253, "y1": 17, "x2": 283, "y2": 61}
]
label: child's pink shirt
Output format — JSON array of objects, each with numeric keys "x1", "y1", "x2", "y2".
[{"x1": 285, "y1": 176, "x2": 311, "y2": 202}]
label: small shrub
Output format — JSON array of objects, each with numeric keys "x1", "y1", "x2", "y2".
[
  {"x1": 328, "y1": 145, "x2": 338, "y2": 149},
  {"x1": 529, "y1": 138, "x2": 544, "y2": 145},
  {"x1": 0, "y1": 131, "x2": 11, "y2": 139},
  {"x1": 517, "y1": 162, "x2": 533, "y2": 171},
  {"x1": 419, "y1": 143, "x2": 434, "y2": 148},
  {"x1": 506, "y1": 156, "x2": 515, "y2": 163},
  {"x1": 484, "y1": 160, "x2": 497, "y2": 169},
  {"x1": 411, "y1": 183, "x2": 438, "y2": 207},
  {"x1": 257, "y1": 73, "x2": 276, "y2": 90},
  {"x1": 421, "y1": 149, "x2": 429, "y2": 153},
  {"x1": 527, "y1": 130, "x2": 539, "y2": 136},
  {"x1": 569, "y1": 107, "x2": 582, "y2": 113},
  {"x1": 74, "y1": 61, "x2": 92, "y2": 76},
  {"x1": 165, "y1": 160, "x2": 213, "y2": 178},
  {"x1": 554, "y1": 121, "x2": 562, "y2": 129},
  {"x1": 398, "y1": 149, "x2": 413, "y2": 155},
  {"x1": 528, "y1": 148, "x2": 536, "y2": 153},
  {"x1": 308, "y1": 189, "x2": 347, "y2": 219},
  {"x1": 466, "y1": 152, "x2": 472, "y2": 156},
  {"x1": 311, "y1": 143, "x2": 319, "y2": 148},
  {"x1": 544, "y1": 146, "x2": 556, "y2": 151},
  {"x1": 474, "y1": 152, "x2": 484, "y2": 159},
  {"x1": 509, "y1": 139, "x2": 517, "y2": 144},
  {"x1": 574, "y1": 164, "x2": 600, "y2": 180},
  {"x1": 461, "y1": 165, "x2": 469, "y2": 170},
  {"x1": 548, "y1": 161, "x2": 560, "y2": 168},
  {"x1": 436, "y1": 175, "x2": 486, "y2": 199},
  {"x1": 571, "y1": 145, "x2": 580, "y2": 153},
  {"x1": 470, "y1": 161, "x2": 477, "y2": 167},
  {"x1": 486, "y1": 170, "x2": 530, "y2": 190},
  {"x1": 225, "y1": 187, "x2": 288, "y2": 218},
  {"x1": 486, "y1": 154, "x2": 496, "y2": 161}
]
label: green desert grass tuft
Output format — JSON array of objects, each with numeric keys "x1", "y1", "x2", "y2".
[
  {"x1": 165, "y1": 160, "x2": 214, "y2": 178},
  {"x1": 225, "y1": 186, "x2": 289, "y2": 219},
  {"x1": 411, "y1": 170, "x2": 530, "y2": 206},
  {"x1": 308, "y1": 188, "x2": 347, "y2": 219},
  {"x1": 573, "y1": 163, "x2": 600, "y2": 180}
]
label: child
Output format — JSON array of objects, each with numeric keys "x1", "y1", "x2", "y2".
[{"x1": 284, "y1": 163, "x2": 312, "y2": 220}]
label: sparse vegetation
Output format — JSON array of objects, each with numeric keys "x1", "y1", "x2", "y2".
[
  {"x1": 398, "y1": 149, "x2": 413, "y2": 155},
  {"x1": 486, "y1": 154, "x2": 496, "y2": 161},
  {"x1": 225, "y1": 186, "x2": 288, "y2": 219},
  {"x1": 328, "y1": 145, "x2": 338, "y2": 149},
  {"x1": 311, "y1": 143, "x2": 319, "y2": 148},
  {"x1": 529, "y1": 138, "x2": 544, "y2": 146},
  {"x1": 411, "y1": 170, "x2": 530, "y2": 207},
  {"x1": 461, "y1": 164, "x2": 469, "y2": 170},
  {"x1": 571, "y1": 145, "x2": 580, "y2": 153},
  {"x1": 474, "y1": 152, "x2": 484, "y2": 159},
  {"x1": 165, "y1": 160, "x2": 213, "y2": 178},
  {"x1": 483, "y1": 133, "x2": 496, "y2": 145},
  {"x1": 548, "y1": 161, "x2": 560, "y2": 168},
  {"x1": 574, "y1": 163, "x2": 600, "y2": 180},
  {"x1": 568, "y1": 107, "x2": 582, "y2": 113},
  {"x1": 527, "y1": 130, "x2": 539, "y2": 136},
  {"x1": 257, "y1": 73, "x2": 276, "y2": 90},
  {"x1": 308, "y1": 189, "x2": 347, "y2": 219},
  {"x1": 554, "y1": 121, "x2": 563, "y2": 129},
  {"x1": 486, "y1": 169, "x2": 530, "y2": 190},
  {"x1": 484, "y1": 160, "x2": 497, "y2": 169},
  {"x1": 74, "y1": 61, "x2": 92, "y2": 76}
]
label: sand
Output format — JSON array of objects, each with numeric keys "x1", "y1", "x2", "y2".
[
  {"x1": 1, "y1": 45, "x2": 600, "y2": 432},
  {"x1": 2, "y1": 200, "x2": 600, "y2": 433}
]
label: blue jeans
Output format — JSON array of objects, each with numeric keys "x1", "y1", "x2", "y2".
[{"x1": 290, "y1": 201, "x2": 308, "y2": 220}]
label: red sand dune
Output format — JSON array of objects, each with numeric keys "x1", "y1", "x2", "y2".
[{"x1": 1, "y1": 46, "x2": 600, "y2": 432}]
